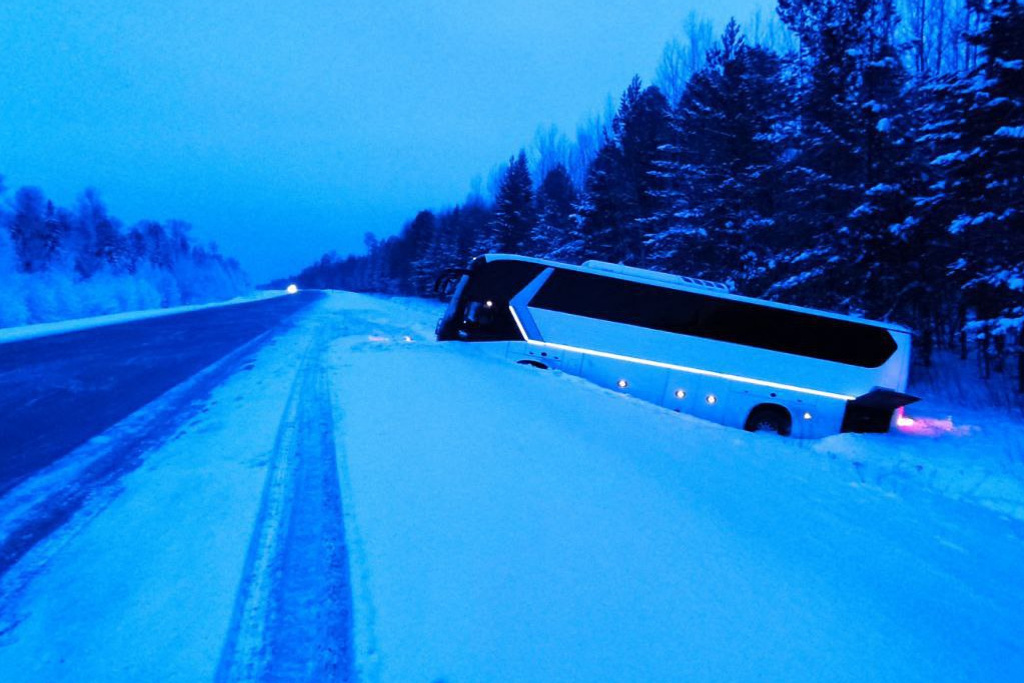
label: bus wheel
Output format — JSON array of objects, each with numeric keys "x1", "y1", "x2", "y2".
[
  {"x1": 745, "y1": 405, "x2": 792, "y2": 436},
  {"x1": 516, "y1": 359, "x2": 548, "y2": 370}
]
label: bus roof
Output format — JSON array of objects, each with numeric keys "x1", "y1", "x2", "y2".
[{"x1": 478, "y1": 253, "x2": 912, "y2": 335}]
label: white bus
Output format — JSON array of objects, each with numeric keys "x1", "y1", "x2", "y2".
[{"x1": 435, "y1": 254, "x2": 917, "y2": 438}]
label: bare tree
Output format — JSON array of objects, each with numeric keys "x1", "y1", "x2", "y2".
[
  {"x1": 747, "y1": 6, "x2": 796, "y2": 53},
  {"x1": 654, "y1": 11, "x2": 714, "y2": 107},
  {"x1": 898, "y1": 0, "x2": 974, "y2": 77},
  {"x1": 567, "y1": 107, "x2": 612, "y2": 189},
  {"x1": 531, "y1": 124, "x2": 572, "y2": 186}
]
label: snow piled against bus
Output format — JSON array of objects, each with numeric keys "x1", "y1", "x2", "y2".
[{"x1": 331, "y1": 293, "x2": 1024, "y2": 682}]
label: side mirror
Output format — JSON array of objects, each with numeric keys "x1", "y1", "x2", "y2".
[{"x1": 433, "y1": 268, "x2": 469, "y2": 297}]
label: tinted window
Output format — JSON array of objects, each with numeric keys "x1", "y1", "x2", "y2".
[
  {"x1": 453, "y1": 259, "x2": 546, "y2": 341},
  {"x1": 530, "y1": 269, "x2": 897, "y2": 368}
]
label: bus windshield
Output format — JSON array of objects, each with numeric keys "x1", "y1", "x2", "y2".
[{"x1": 436, "y1": 258, "x2": 544, "y2": 341}]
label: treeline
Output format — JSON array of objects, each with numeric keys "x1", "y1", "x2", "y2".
[
  {"x1": 292, "y1": 0, "x2": 1022, "y2": 376},
  {"x1": 0, "y1": 180, "x2": 249, "y2": 327}
]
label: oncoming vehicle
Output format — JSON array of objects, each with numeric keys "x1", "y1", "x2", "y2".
[{"x1": 435, "y1": 254, "x2": 918, "y2": 438}]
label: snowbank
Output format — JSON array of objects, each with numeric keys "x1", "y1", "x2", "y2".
[
  {"x1": 0, "y1": 291, "x2": 287, "y2": 345},
  {"x1": 325, "y1": 294, "x2": 1024, "y2": 683}
]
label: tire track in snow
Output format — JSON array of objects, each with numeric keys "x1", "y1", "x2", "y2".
[{"x1": 217, "y1": 327, "x2": 354, "y2": 682}]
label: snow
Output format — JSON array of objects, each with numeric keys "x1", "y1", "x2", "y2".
[
  {"x1": 0, "y1": 290, "x2": 286, "y2": 344},
  {"x1": 931, "y1": 149, "x2": 974, "y2": 167},
  {"x1": 865, "y1": 182, "x2": 898, "y2": 196},
  {"x1": 995, "y1": 125, "x2": 1024, "y2": 139},
  {"x1": 2, "y1": 292, "x2": 1024, "y2": 682}
]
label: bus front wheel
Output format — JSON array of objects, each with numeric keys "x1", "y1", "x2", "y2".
[{"x1": 745, "y1": 405, "x2": 792, "y2": 436}]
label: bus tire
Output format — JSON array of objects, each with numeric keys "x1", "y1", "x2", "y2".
[{"x1": 745, "y1": 405, "x2": 792, "y2": 436}]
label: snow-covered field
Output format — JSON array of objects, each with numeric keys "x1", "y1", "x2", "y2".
[{"x1": 1, "y1": 291, "x2": 1022, "y2": 682}]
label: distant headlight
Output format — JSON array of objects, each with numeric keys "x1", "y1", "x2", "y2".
[{"x1": 286, "y1": 284, "x2": 299, "y2": 294}]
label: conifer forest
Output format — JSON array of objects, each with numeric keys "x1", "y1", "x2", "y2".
[{"x1": 291, "y1": 0, "x2": 1023, "y2": 386}]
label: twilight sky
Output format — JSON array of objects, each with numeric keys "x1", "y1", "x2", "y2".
[{"x1": 0, "y1": 1, "x2": 761, "y2": 282}]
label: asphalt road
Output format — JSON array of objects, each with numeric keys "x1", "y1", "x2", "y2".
[{"x1": 0, "y1": 292, "x2": 322, "y2": 495}]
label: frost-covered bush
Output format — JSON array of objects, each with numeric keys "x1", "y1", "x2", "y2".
[
  {"x1": 0, "y1": 181, "x2": 250, "y2": 328},
  {"x1": 0, "y1": 227, "x2": 30, "y2": 327}
]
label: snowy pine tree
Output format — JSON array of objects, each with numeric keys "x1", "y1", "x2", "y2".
[
  {"x1": 916, "y1": 0, "x2": 1023, "y2": 377},
  {"x1": 834, "y1": 0, "x2": 924, "y2": 320},
  {"x1": 530, "y1": 163, "x2": 579, "y2": 258},
  {"x1": 485, "y1": 151, "x2": 535, "y2": 254},
  {"x1": 578, "y1": 77, "x2": 672, "y2": 265},
  {"x1": 771, "y1": 0, "x2": 925, "y2": 320},
  {"x1": 649, "y1": 20, "x2": 789, "y2": 288}
]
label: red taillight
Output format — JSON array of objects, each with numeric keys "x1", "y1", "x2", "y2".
[{"x1": 895, "y1": 406, "x2": 915, "y2": 428}]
